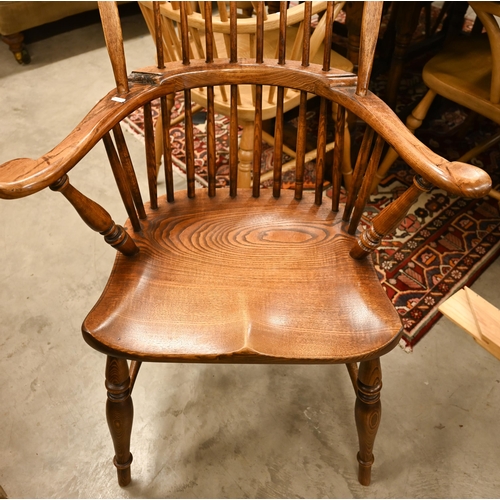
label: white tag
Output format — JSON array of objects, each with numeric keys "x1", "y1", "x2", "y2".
[{"x1": 111, "y1": 97, "x2": 126, "y2": 103}]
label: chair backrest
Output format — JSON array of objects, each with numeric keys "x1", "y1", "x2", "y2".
[
  {"x1": 138, "y1": 1, "x2": 350, "y2": 119},
  {"x1": 469, "y1": 1, "x2": 500, "y2": 104},
  {"x1": 139, "y1": 1, "x2": 342, "y2": 65},
  {"x1": 0, "y1": 1, "x2": 490, "y2": 262}
]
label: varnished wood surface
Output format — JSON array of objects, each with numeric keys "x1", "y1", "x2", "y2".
[
  {"x1": 356, "y1": 2, "x2": 383, "y2": 97},
  {"x1": 3, "y1": 2, "x2": 494, "y2": 488},
  {"x1": 355, "y1": 358, "x2": 382, "y2": 486},
  {"x1": 83, "y1": 190, "x2": 403, "y2": 363},
  {"x1": 439, "y1": 287, "x2": 500, "y2": 360},
  {"x1": 0, "y1": 59, "x2": 491, "y2": 200},
  {"x1": 423, "y1": 35, "x2": 500, "y2": 124}
]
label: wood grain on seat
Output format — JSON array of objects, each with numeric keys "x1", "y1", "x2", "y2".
[{"x1": 83, "y1": 190, "x2": 402, "y2": 363}]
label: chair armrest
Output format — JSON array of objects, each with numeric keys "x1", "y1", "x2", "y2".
[
  {"x1": 335, "y1": 87, "x2": 492, "y2": 198},
  {"x1": 0, "y1": 85, "x2": 150, "y2": 199}
]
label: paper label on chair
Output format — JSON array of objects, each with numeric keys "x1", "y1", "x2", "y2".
[{"x1": 111, "y1": 97, "x2": 126, "y2": 103}]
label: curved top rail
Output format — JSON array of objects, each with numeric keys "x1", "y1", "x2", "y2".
[{"x1": 0, "y1": 60, "x2": 491, "y2": 199}]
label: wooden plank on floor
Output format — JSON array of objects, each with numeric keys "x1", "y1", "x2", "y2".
[{"x1": 438, "y1": 287, "x2": 500, "y2": 361}]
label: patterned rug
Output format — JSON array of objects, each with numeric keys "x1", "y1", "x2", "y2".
[{"x1": 123, "y1": 12, "x2": 500, "y2": 349}]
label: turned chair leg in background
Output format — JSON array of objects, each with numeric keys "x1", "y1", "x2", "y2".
[
  {"x1": 237, "y1": 121, "x2": 255, "y2": 188},
  {"x1": 105, "y1": 356, "x2": 134, "y2": 487},
  {"x1": 355, "y1": 357, "x2": 382, "y2": 486}
]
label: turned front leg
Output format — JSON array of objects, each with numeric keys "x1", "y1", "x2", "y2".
[
  {"x1": 355, "y1": 358, "x2": 382, "y2": 486},
  {"x1": 105, "y1": 356, "x2": 134, "y2": 487}
]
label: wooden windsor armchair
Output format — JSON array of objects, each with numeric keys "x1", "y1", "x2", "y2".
[
  {"x1": 139, "y1": 0, "x2": 354, "y2": 189},
  {"x1": 373, "y1": 1, "x2": 500, "y2": 198},
  {"x1": 0, "y1": 0, "x2": 491, "y2": 489}
]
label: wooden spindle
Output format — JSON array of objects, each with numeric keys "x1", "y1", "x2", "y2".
[
  {"x1": 207, "y1": 86, "x2": 216, "y2": 197},
  {"x1": 348, "y1": 134, "x2": 385, "y2": 235},
  {"x1": 203, "y1": 0, "x2": 217, "y2": 193},
  {"x1": 350, "y1": 175, "x2": 433, "y2": 259},
  {"x1": 273, "y1": 86, "x2": 285, "y2": 198},
  {"x1": 256, "y1": 1, "x2": 264, "y2": 64},
  {"x1": 184, "y1": 89, "x2": 196, "y2": 198},
  {"x1": 112, "y1": 124, "x2": 146, "y2": 220},
  {"x1": 204, "y1": 1, "x2": 214, "y2": 63},
  {"x1": 343, "y1": 126, "x2": 375, "y2": 222},
  {"x1": 50, "y1": 175, "x2": 138, "y2": 256},
  {"x1": 98, "y1": 2, "x2": 129, "y2": 94},
  {"x1": 314, "y1": 97, "x2": 329, "y2": 205},
  {"x1": 102, "y1": 132, "x2": 141, "y2": 232},
  {"x1": 252, "y1": 2, "x2": 264, "y2": 198},
  {"x1": 229, "y1": 2, "x2": 237, "y2": 63},
  {"x1": 153, "y1": 1, "x2": 164, "y2": 69},
  {"x1": 356, "y1": 2, "x2": 383, "y2": 96},
  {"x1": 179, "y1": 2, "x2": 190, "y2": 65},
  {"x1": 184, "y1": 3, "x2": 205, "y2": 60},
  {"x1": 294, "y1": 91, "x2": 308, "y2": 200},
  {"x1": 253, "y1": 84, "x2": 263, "y2": 198},
  {"x1": 323, "y1": 2, "x2": 335, "y2": 71},
  {"x1": 302, "y1": 1, "x2": 312, "y2": 67},
  {"x1": 229, "y1": 85, "x2": 238, "y2": 198},
  {"x1": 198, "y1": 1, "x2": 205, "y2": 19},
  {"x1": 143, "y1": 102, "x2": 158, "y2": 210},
  {"x1": 278, "y1": 2, "x2": 287, "y2": 64},
  {"x1": 331, "y1": 105, "x2": 346, "y2": 212},
  {"x1": 160, "y1": 95, "x2": 175, "y2": 203},
  {"x1": 165, "y1": 17, "x2": 182, "y2": 61},
  {"x1": 217, "y1": 1, "x2": 229, "y2": 22}
]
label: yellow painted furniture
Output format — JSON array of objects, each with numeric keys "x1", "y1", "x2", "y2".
[
  {"x1": 373, "y1": 1, "x2": 500, "y2": 199},
  {"x1": 139, "y1": 1, "x2": 355, "y2": 189}
]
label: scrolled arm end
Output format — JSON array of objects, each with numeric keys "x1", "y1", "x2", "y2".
[
  {"x1": 0, "y1": 157, "x2": 47, "y2": 200},
  {"x1": 444, "y1": 161, "x2": 492, "y2": 199}
]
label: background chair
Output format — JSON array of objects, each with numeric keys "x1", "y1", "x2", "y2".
[
  {"x1": 0, "y1": 0, "x2": 490, "y2": 490},
  {"x1": 139, "y1": 0, "x2": 355, "y2": 189},
  {"x1": 373, "y1": 1, "x2": 500, "y2": 198}
]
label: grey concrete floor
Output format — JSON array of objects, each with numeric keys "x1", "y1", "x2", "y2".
[{"x1": 0, "y1": 8, "x2": 499, "y2": 499}]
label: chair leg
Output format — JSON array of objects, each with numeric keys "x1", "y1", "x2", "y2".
[
  {"x1": 237, "y1": 121, "x2": 255, "y2": 188},
  {"x1": 355, "y1": 357, "x2": 382, "y2": 486},
  {"x1": 105, "y1": 356, "x2": 134, "y2": 487}
]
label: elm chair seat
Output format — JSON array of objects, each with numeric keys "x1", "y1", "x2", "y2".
[{"x1": 83, "y1": 190, "x2": 402, "y2": 363}]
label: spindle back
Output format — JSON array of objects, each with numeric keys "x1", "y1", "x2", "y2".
[
  {"x1": 139, "y1": 1, "x2": 348, "y2": 117},
  {"x1": 0, "y1": 2, "x2": 490, "y2": 263}
]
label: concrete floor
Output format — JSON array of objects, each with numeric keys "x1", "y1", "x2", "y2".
[{"x1": 0, "y1": 8, "x2": 499, "y2": 499}]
